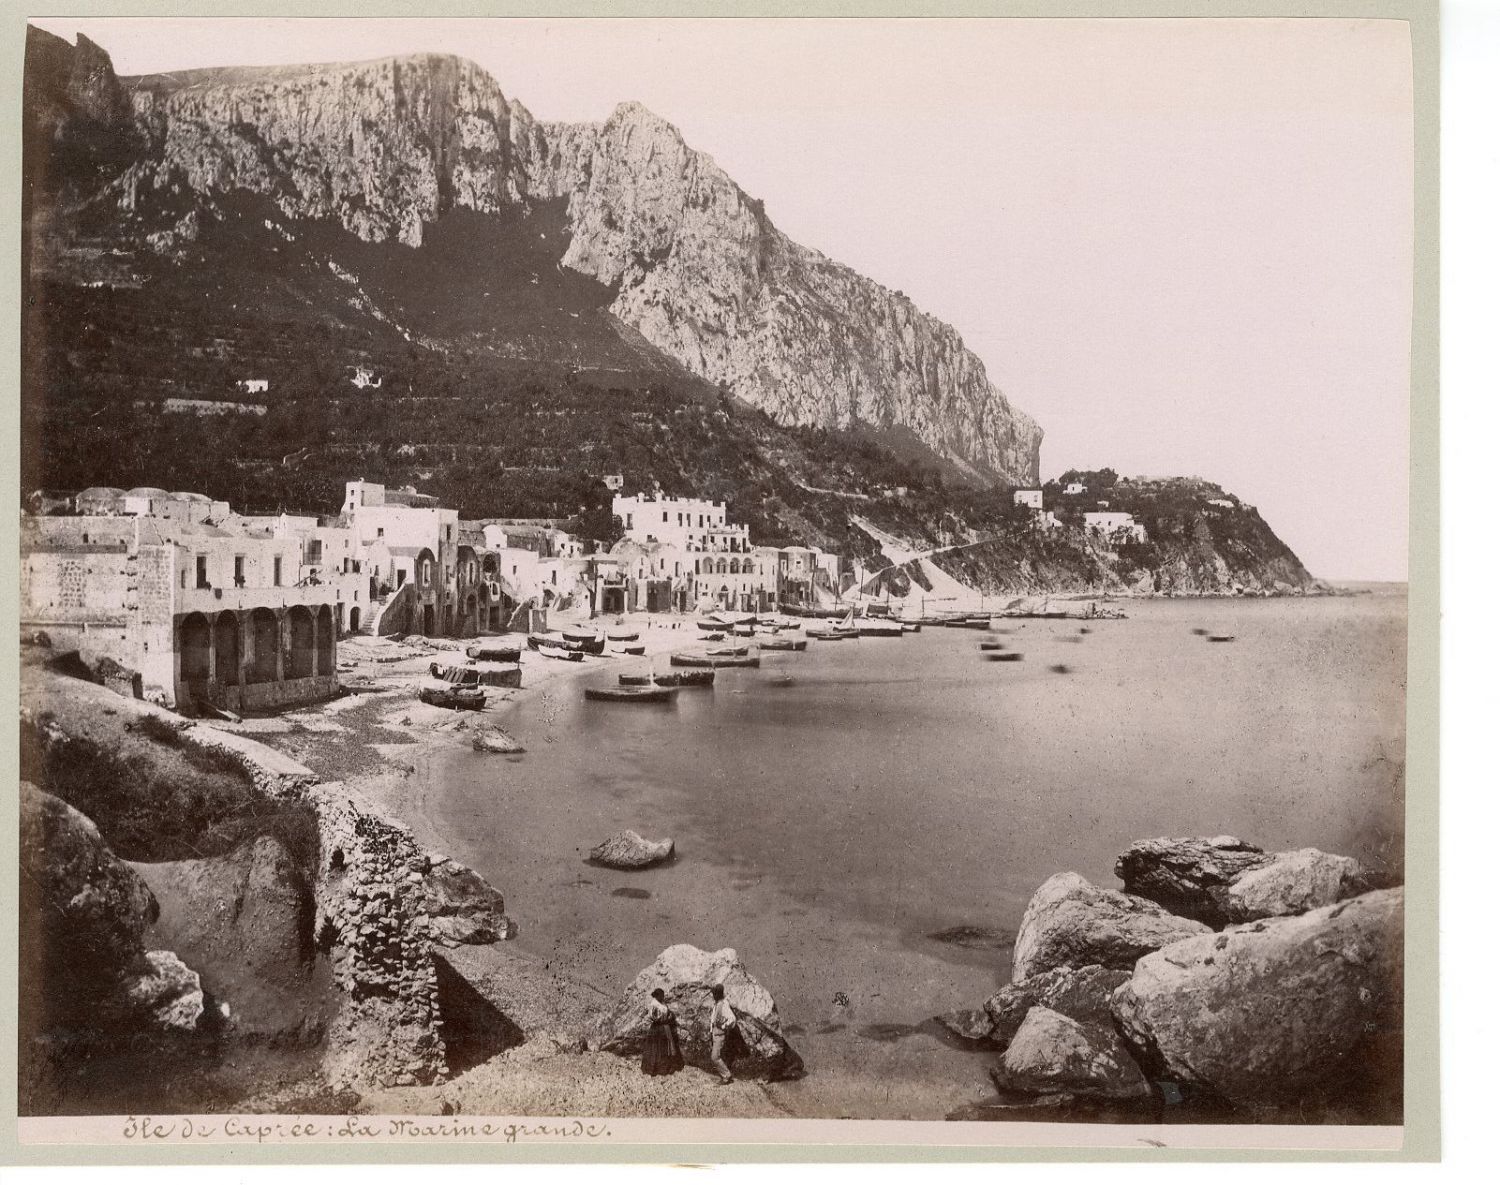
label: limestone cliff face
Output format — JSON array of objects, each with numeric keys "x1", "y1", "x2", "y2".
[{"x1": 101, "y1": 51, "x2": 1040, "y2": 483}]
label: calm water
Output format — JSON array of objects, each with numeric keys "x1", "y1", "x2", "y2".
[{"x1": 418, "y1": 591, "x2": 1406, "y2": 1101}]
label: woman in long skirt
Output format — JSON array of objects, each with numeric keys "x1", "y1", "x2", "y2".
[{"x1": 641, "y1": 988, "x2": 684, "y2": 1076}]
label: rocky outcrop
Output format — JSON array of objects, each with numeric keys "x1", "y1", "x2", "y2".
[
  {"x1": 598, "y1": 944, "x2": 804, "y2": 1081},
  {"x1": 1117, "y1": 837, "x2": 1384, "y2": 928},
  {"x1": 420, "y1": 857, "x2": 515, "y2": 946},
  {"x1": 991, "y1": 1006, "x2": 1151, "y2": 1102},
  {"x1": 1111, "y1": 888, "x2": 1404, "y2": 1119},
  {"x1": 1010, "y1": 872, "x2": 1210, "y2": 981},
  {"x1": 33, "y1": 37, "x2": 1040, "y2": 483},
  {"x1": 589, "y1": 829, "x2": 674, "y2": 869},
  {"x1": 18, "y1": 782, "x2": 202, "y2": 1036}
]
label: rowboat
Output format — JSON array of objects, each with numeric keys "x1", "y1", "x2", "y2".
[
  {"x1": 671, "y1": 669, "x2": 716, "y2": 686},
  {"x1": 983, "y1": 651, "x2": 1024, "y2": 662},
  {"x1": 705, "y1": 645, "x2": 750, "y2": 657},
  {"x1": 560, "y1": 628, "x2": 606, "y2": 654},
  {"x1": 584, "y1": 685, "x2": 679, "y2": 704},
  {"x1": 606, "y1": 630, "x2": 640, "y2": 642},
  {"x1": 806, "y1": 628, "x2": 852, "y2": 640},
  {"x1": 670, "y1": 654, "x2": 761, "y2": 669},
  {"x1": 1207, "y1": 635, "x2": 1237, "y2": 643},
  {"x1": 856, "y1": 621, "x2": 905, "y2": 638},
  {"x1": 614, "y1": 644, "x2": 646, "y2": 656},
  {"x1": 536, "y1": 644, "x2": 583, "y2": 662},
  {"x1": 464, "y1": 642, "x2": 522, "y2": 663},
  {"x1": 978, "y1": 641, "x2": 1004, "y2": 652},
  {"x1": 618, "y1": 674, "x2": 652, "y2": 686},
  {"x1": 418, "y1": 681, "x2": 487, "y2": 710},
  {"x1": 759, "y1": 638, "x2": 807, "y2": 651}
]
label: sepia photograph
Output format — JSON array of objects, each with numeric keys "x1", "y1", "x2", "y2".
[{"x1": 10, "y1": 6, "x2": 1429, "y2": 1156}]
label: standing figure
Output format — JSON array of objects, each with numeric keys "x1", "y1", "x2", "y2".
[
  {"x1": 708, "y1": 983, "x2": 737, "y2": 1085},
  {"x1": 641, "y1": 988, "x2": 683, "y2": 1077}
]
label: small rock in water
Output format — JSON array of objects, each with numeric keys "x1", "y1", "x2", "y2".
[
  {"x1": 927, "y1": 924, "x2": 1012, "y2": 951},
  {"x1": 612, "y1": 887, "x2": 651, "y2": 900},
  {"x1": 1050, "y1": 664, "x2": 1071, "y2": 674},
  {"x1": 590, "y1": 830, "x2": 674, "y2": 869}
]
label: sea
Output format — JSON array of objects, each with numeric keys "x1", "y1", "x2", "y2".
[{"x1": 417, "y1": 589, "x2": 1407, "y2": 1114}]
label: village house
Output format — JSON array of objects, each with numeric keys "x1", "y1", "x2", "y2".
[
  {"x1": 342, "y1": 480, "x2": 459, "y2": 637},
  {"x1": 1013, "y1": 488, "x2": 1044, "y2": 510},
  {"x1": 1083, "y1": 510, "x2": 1148, "y2": 544}
]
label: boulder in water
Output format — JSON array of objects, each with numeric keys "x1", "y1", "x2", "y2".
[
  {"x1": 991, "y1": 1006, "x2": 1152, "y2": 1102},
  {"x1": 119, "y1": 950, "x2": 204, "y2": 1032},
  {"x1": 472, "y1": 728, "x2": 524, "y2": 754},
  {"x1": 939, "y1": 964, "x2": 1129, "y2": 1050},
  {"x1": 1011, "y1": 872, "x2": 1210, "y2": 981},
  {"x1": 599, "y1": 944, "x2": 804, "y2": 1080},
  {"x1": 420, "y1": 861, "x2": 512, "y2": 946},
  {"x1": 1111, "y1": 888, "x2": 1404, "y2": 1119},
  {"x1": 589, "y1": 830, "x2": 674, "y2": 869}
]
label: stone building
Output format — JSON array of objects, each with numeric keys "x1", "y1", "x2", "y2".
[
  {"x1": 342, "y1": 480, "x2": 458, "y2": 636},
  {"x1": 21, "y1": 510, "x2": 339, "y2": 711}
]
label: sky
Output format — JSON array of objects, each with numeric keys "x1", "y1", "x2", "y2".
[{"x1": 31, "y1": 17, "x2": 1415, "y2": 581}]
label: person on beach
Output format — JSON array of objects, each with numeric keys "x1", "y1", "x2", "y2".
[
  {"x1": 708, "y1": 984, "x2": 737, "y2": 1085},
  {"x1": 641, "y1": 988, "x2": 683, "y2": 1077}
]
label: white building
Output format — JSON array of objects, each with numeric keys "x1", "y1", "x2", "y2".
[
  {"x1": 1084, "y1": 511, "x2": 1148, "y2": 543},
  {"x1": 612, "y1": 492, "x2": 750, "y2": 554},
  {"x1": 1013, "y1": 489, "x2": 1044, "y2": 511}
]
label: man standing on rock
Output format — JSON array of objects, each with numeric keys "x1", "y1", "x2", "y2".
[{"x1": 708, "y1": 984, "x2": 737, "y2": 1085}]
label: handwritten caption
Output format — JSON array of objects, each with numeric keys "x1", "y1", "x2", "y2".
[{"x1": 121, "y1": 1116, "x2": 612, "y2": 1144}]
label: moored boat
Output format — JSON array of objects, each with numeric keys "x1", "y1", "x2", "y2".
[
  {"x1": 984, "y1": 651, "x2": 1024, "y2": 662},
  {"x1": 759, "y1": 638, "x2": 808, "y2": 651},
  {"x1": 857, "y1": 621, "x2": 905, "y2": 638},
  {"x1": 584, "y1": 685, "x2": 679, "y2": 704},
  {"x1": 705, "y1": 645, "x2": 750, "y2": 657},
  {"x1": 671, "y1": 669, "x2": 716, "y2": 686},
  {"x1": 669, "y1": 653, "x2": 760, "y2": 668},
  {"x1": 619, "y1": 673, "x2": 652, "y2": 686}
]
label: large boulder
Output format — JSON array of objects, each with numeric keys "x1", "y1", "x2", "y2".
[
  {"x1": 599, "y1": 944, "x2": 804, "y2": 1081},
  {"x1": 19, "y1": 782, "x2": 159, "y2": 1027},
  {"x1": 420, "y1": 859, "x2": 514, "y2": 946},
  {"x1": 991, "y1": 1006, "x2": 1152, "y2": 1102},
  {"x1": 1010, "y1": 872, "x2": 1210, "y2": 981},
  {"x1": 1111, "y1": 887, "x2": 1403, "y2": 1119},
  {"x1": 1116, "y1": 837, "x2": 1384, "y2": 927},
  {"x1": 590, "y1": 830, "x2": 674, "y2": 870},
  {"x1": 1115, "y1": 836, "x2": 1271, "y2": 925},
  {"x1": 939, "y1": 964, "x2": 1129, "y2": 1050}
]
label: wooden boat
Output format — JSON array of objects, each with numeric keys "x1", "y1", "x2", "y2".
[
  {"x1": 465, "y1": 642, "x2": 522, "y2": 663},
  {"x1": 560, "y1": 628, "x2": 606, "y2": 654},
  {"x1": 697, "y1": 620, "x2": 726, "y2": 631},
  {"x1": 806, "y1": 627, "x2": 851, "y2": 640},
  {"x1": 670, "y1": 653, "x2": 761, "y2": 669},
  {"x1": 1207, "y1": 635, "x2": 1237, "y2": 643},
  {"x1": 536, "y1": 644, "x2": 584, "y2": 663},
  {"x1": 584, "y1": 685, "x2": 679, "y2": 704},
  {"x1": 705, "y1": 645, "x2": 750, "y2": 657},
  {"x1": 605, "y1": 630, "x2": 640, "y2": 642},
  {"x1": 731, "y1": 625, "x2": 756, "y2": 638},
  {"x1": 430, "y1": 660, "x2": 522, "y2": 689},
  {"x1": 759, "y1": 638, "x2": 808, "y2": 651},
  {"x1": 978, "y1": 641, "x2": 1005, "y2": 651},
  {"x1": 652, "y1": 673, "x2": 681, "y2": 687},
  {"x1": 618, "y1": 673, "x2": 652, "y2": 686},
  {"x1": 614, "y1": 644, "x2": 646, "y2": 656},
  {"x1": 671, "y1": 669, "x2": 716, "y2": 686},
  {"x1": 702, "y1": 631, "x2": 726, "y2": 641},
  {"x1": 983, "y1": 651, "x2": 1024, "y2": 662},
  {"x1": 856, "y1": 621, "x2": 905, "y2": 638},
  {"x1": 418, "y1": 681, "x2": 487, "y2": 710}
]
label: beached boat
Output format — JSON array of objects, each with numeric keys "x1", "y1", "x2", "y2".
[
  {"x1": 605, "y1": 630, "x2": 640, "y2": 642},
  {"x1": 560, "y1": 628, "x2": 607, "y2": 654},
  {"x1": 618, "y1": 673, "x2": 652, "y2": 686},
  {"x1": 584, "y1": 685, "x2": 679, "y2": 704},
  {"x1": 429, "y1": 660, "x2": 522, "y2": 689},
  {"x1": 464, "y1": 642, "x2": 522, "y2": 663},
  {"x1": 806, "y1": 627, "x2": 852, "y2": 640},
  {"x1": 418, "y1": 681, "x2": 487, "y2": 710},
  {"x1": 759, "y1": 638, "x2": 808, "y2": 651},
  {"x1": 535, "y1": 644, "x2": 584, "y2": 662},
  {"x1": 731, "y1": 625, "x2": 756, "y2": 638},
  {"x1": 856, "y1": 620, "x2": 905, "y2": 638},
  {"x1": 614, "y1": 644, "x2": 646, "y2": 656},
  {"x1": 705, "y1": 645, "x2": 751, "y2": 657}
]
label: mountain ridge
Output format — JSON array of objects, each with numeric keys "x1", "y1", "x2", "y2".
[{"x1": 32, "y1": 34, "x2": 1041, "y2": 483}]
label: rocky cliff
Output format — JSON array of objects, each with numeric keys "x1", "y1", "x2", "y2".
[{"x1": 29, "y1": 30, "x2": 1041, "y2": 484}]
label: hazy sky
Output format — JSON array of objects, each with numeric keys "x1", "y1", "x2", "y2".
[{"x1": 32, "y1": 17, "x2": 1414, "y2": 581}]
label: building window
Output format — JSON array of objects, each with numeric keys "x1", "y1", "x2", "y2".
[
  {"x1": 662, "y1": 511, "x2": 668, "y2": 523},
  {"x1": 195, "y1": 555, "x2": 210, "y2": 589},
  {"x1": 234, "y1": 556, "x2": 246, "y2": 587},
  {"x1": 273, "y1": 557, "x2": 283, "y2": 586},
  {"x1": 377, "y1": 527, "x2": 384, "y2": 538}
]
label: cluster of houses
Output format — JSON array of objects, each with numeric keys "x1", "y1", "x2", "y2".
[
  {"x1": 20, "y1": 479, "x2": 841, "y2": 713},
  {"x1": 1011, "y1": 486, "x2": 1150, "y2": 544}
]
